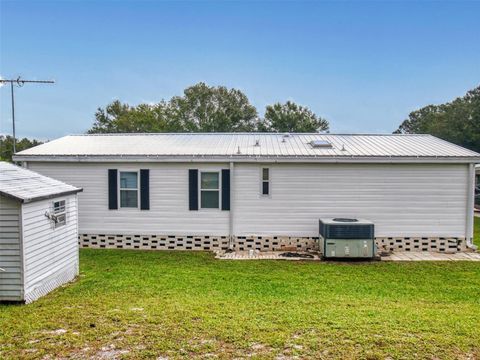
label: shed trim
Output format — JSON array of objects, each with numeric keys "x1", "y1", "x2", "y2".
[{"x1": 0, "y1": 188, "x2": 83, "y2": 204}]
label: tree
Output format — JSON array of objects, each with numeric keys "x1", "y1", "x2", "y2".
[
  {"x1": 88, "y1": 100, "x2": 180, "y2": 134},
  {"x1": 259, "y1": 101, "x2": 329, "y2": 133},
  {"x1": 395, "y1": 86, "x2": 480, "y2": 152},
  {"x1": 0, "y1": 135, "x2": 43, "y2": 162},
  {"x1": 88, "y1": 83, "x2": 259, "y2": 133},
  {"x1": 169, "y1": 82, "x2": 258, "y2": 132}
]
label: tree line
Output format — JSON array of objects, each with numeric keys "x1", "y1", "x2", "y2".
[
  {"x1": 395, "y1": 85, "x2": 479, "y2": 153},
  {"x1": 88, "y1": 82, "x2": 329, "y2": 134},
  {"x1": 1, "y1": 82, "x2": 478, "y2": 162},
  {"x1": 0, "y1": 136, "x2": 43, "y2": 162}
]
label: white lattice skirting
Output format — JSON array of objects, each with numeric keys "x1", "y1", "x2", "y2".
[
  {"x1": 24, "y1": 263, "x2": 78, "y2": 304},
  {"x1": 78, "y1": 234, "x2": 467, "y2": 253}
]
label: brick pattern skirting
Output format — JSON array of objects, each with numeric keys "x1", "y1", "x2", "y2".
[
  {"x1": 375, "y1": 236, "x2": 466, "y2": 253},
  {"x1": 78, "y1": 233, "x2": 230, "y2": 251},
  {"x1": 234, "y1": 236, "x2": 318, "y2": 251},
  {"x1": 78, "y1": 234, "x2": 467, "y2": 254}
]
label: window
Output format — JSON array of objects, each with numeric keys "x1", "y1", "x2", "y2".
[
  {"x1": 53, "y1": 200, "x2": 66, "y2": 228},
  {"x1": 200, "y1": 172, "x2": 220, "y2": 208},
  {"x1": 261, "y1": 168, "x2": 270, "y2": 196},
  {"x1": 119, "y1": 171, "x2": 138, "y2": 208}
]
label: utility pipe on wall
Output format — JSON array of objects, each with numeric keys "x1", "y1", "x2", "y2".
[
  {"x1": 228, "y1": 161, "x2": 235, "y2": 250},
  {"x1": 466, "y1": 163, "x2": 475, "y2": 247}
]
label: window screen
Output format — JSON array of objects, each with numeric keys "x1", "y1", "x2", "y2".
[
  {"x1": 261, "y1": 168, "x2": 270, "y2": 196},
  {"x1": 53, "y1": 200, "x2": 66, "y2": 228},
  {"x1": 119, "y1": 171, "x2": 138, "y2": 208},
  {"x1": 200, "y1": 172, "x2": 220, "y2": 208}
]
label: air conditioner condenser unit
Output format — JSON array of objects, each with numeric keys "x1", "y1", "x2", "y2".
[{"x1": 319, "y1": 218, "x2": 376, "y2": 259}]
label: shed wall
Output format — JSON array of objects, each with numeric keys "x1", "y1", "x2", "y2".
[
  {"x1": 27, "y1": 162, "x2": 468, "y2": 239},
  {"x1": 21, "y1": 194, "x2": 79, "y2": 303},
  {"x1": 0, "y1": 196, "x2": 22, "y2": 301}
]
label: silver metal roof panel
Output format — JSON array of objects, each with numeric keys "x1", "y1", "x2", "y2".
[
  {"x1": 13, "y1": 133, "x2": 480, "y2": 163},
  {"x1": 0, "y1": 162, "x2": 82, "y2": 203}
]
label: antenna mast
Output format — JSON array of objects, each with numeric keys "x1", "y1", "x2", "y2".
[{"x1": 0, "y1": 76, "x2": 55, "y2": 153}]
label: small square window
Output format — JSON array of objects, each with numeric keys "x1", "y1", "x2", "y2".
[
  {"x1": 201, "y1": 191, "x2": 219, "y2": 208},
  {"x1": 120, "y1": 172, "x2": 138, "y2": 189},
  {"x1": 53, "y1": 200, "x2": 66, "y2": 228},
  {"x1": 120, "y1": 190, "x2": 138, "y2": 208},
  {"x1": 201, "y1": 172, "x2": 219, "y2": 189},
  {"x1": 262, "y1": 168, "x2": 269, "y2": 181}
]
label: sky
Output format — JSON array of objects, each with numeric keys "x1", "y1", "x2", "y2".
[{"x1": 0, "y1": 1, "x2": 479, "y2": 140}]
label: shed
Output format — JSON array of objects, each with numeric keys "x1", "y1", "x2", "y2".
[{"x1": 0, "y1": 161, "x2": 82, "y2": 303}]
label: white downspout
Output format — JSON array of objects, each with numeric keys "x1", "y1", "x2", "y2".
[
  {"x1": 228, "y1": 161, "x2": 235, "y2": 250},
  {"x1": 466, "y1": 163, "x2": 476, "y2": 249}
]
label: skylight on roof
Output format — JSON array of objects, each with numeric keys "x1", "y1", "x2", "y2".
[{"x1": 310, "y1": 140, "x2": 332, "y2": 148}]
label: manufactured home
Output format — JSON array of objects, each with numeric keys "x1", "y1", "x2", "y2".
[
  {"x1": 13, "y1": 133, "x2": 480, "y2": 254},
  {"x1": 0, "y1": 162, "x2": 82, "y2": 303}
]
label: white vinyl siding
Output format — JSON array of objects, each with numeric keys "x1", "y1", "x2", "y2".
[
  {"x1": 234, "y1": 163, "x2": 469, "y2": 237},
  {"x1": 21, "y1": 194, "x2": 79, "y2": 302},
  {"x1": 27, "y1": 162, "x2": 470, "y2": 239},
  {"x1": 0, "y1": 196, "x2": 23, "y2": 301},
  {"x1": 28, "y1": 162, "x2": 229, "y2": 236}
]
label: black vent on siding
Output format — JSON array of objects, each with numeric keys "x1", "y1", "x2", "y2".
[{"x1": 319, "y1": 220, "x2": 374, "y2": 239}]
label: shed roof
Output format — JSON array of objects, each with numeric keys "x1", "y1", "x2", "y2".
[
  {"x1": 13, "y1": 133, "x2": 480, "y2": 163},
  {"x1": 0, "y1": 162, "x2": 82, "y2": 203}
]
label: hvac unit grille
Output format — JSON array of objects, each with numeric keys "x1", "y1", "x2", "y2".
[{"x1": 319, "y1": 221, "x2": 374, "y2": 239}]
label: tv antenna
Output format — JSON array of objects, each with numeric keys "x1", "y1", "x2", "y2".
[{"x1": 0, "y1": 76, "x2": 55, "y2": 153}]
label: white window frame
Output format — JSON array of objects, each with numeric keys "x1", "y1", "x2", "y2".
[
  {"x1": 260, "y1": 167, "x2": 271, "y2": 197},
  {"x1": 53, "y1": 199, "x2": 66, "y2": 228},
  {"x1": 199, "y1": 170, "x2": 221, "y2": 210},
  {"x1": 118, "y1": 170, "x2": 140, "y2": 209}
]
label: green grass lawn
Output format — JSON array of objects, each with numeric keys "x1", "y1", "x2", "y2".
[{"x1": 1, "y1": 219, "x2": 479, "y2": 359}]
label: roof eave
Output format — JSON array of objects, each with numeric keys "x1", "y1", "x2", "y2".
[
  {"x1": 12, "y1": 154, "x2": 480, "y2": 164},
  {"x1": 0, "y1": 188, "x2": 83, "y2": 204}
]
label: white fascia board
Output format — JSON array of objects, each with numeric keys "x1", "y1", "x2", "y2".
[{"x1": 12, "y1": 154, "x2": 480, "y2": 164}]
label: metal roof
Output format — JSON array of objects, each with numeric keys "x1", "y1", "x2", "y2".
[
  {"x1": 0, "y1": 162, "x2": 82, "y2": 203},
  {"x1": 13, "y1": 133, "x2": 480, "y2": 163}
]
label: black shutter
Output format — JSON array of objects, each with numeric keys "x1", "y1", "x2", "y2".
[
  {"x1": 140, "y1": 169, "x2": 150, "y2": 210},
  {"x1": 108, "y1": 169, "x2": 118, "y2": 210},
  {"x1": 189, "y1": 169, "x2": 198, "y2": 211},
  {"x1": 221, "y1": 169, "x2": 230, "y2": 211}
]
